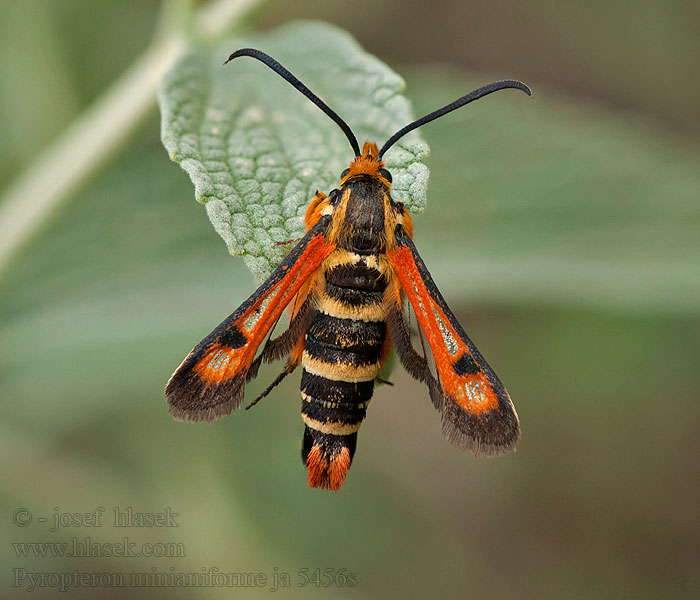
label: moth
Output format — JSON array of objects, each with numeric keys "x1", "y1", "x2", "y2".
[{"x1": 166, "y1": 48, "x2": 531, "y2": 491}]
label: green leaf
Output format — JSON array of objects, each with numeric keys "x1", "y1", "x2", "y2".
[{"x1": 159, "y1": 21, "x2": 429, "y2": 281}]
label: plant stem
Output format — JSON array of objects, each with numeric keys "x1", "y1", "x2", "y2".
[{"x1": 0, "y1": 0, "x2": 262, "y2": 278}]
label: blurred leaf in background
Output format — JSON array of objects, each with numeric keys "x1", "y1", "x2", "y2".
[{"x1": 1, "y1": 1, "x2": 699, "y2": 599}]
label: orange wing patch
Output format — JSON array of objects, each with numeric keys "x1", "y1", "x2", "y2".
[
  {"x1": 190, "y1": 280, "x2": 286, "y2": 385},
  {"x1": 166, "y1": 219, "x2": 335, "y2": 422},
  {"x1": 389, "y1": 244, "x2": 498, "y2": 415},
  {"x1": 387, "y1": 230, "x2": 519, "y2": 455}
]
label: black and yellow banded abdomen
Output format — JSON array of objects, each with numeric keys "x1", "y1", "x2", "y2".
[{"x1": 300, "y1": 253, "x2": 389, "y2": 490}]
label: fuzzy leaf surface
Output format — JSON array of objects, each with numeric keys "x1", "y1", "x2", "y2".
[{"x1": 159, "y1": 21, "x2": 429, "y2": 280}]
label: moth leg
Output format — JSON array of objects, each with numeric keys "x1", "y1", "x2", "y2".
[
  {"x1": 387, "y1": 303, "x2": 443, "y2": 410},
  {"x1": 245, "y1": 361, "x2": 298, "y2": 410}
]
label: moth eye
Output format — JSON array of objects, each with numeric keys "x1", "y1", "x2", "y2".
[
  {"x1": 378, "y1": 168, "x2": 392, "y2": 183},
  {"x1": 340, "y1": 168, "x2": 350, "y2": 179}
]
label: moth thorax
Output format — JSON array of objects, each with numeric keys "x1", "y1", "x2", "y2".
[{"x1": 340, "y1": 178, "x2": 387, "y2": 254}]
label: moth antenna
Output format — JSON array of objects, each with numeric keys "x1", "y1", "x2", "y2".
[
  {"x1": 225, "y1": 48, "x2": 361, "y2": 158},
  {"x1": 378, "y1": 80, "x2": 532, "y2": 159}
]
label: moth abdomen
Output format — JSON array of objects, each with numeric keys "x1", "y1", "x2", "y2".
[
  {"x1": 300, "y1": 263, "x2": 389, "y2": 489},
  {"x1": 325, "y1": 262, "x2": 387, "y2": 292}
]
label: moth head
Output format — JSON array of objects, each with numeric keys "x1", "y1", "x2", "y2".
[{"x1": 339, "y1": 142, "x2": 392, "y2": 188}]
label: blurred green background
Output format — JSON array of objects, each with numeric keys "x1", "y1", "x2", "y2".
[{"x1": 1, "y1": 1, "x2": 699, "y2": 598}]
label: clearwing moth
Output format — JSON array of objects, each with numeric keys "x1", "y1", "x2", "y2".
[{"x1": 166, "y1": 48, "x2": 532, "y2": 491}]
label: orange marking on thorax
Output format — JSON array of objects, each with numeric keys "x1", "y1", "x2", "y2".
[
  {"x1": 304, "y1": 190, "x2": 329, "y2": 230},
  {"x1": 340, "y1": 142, "x2": 391, "y2": 188},
  {"x1": 402, "y1": 209, "x2": 414, "y2": 239}
]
